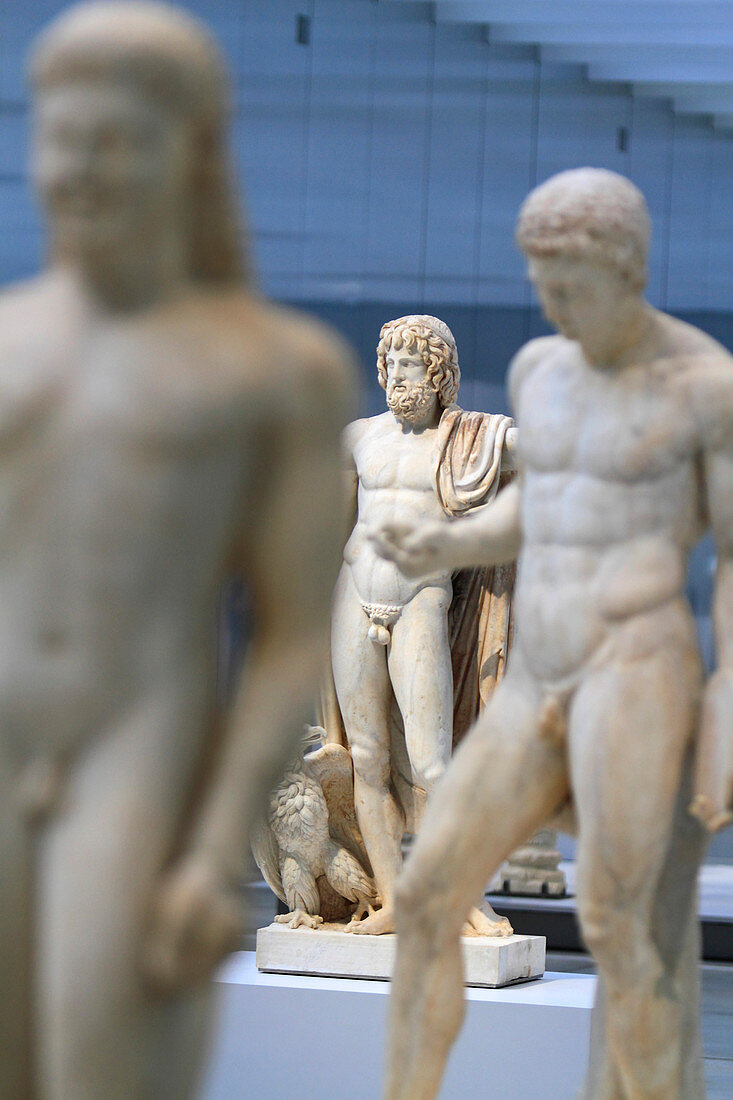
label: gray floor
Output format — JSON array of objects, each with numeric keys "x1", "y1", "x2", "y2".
[{"x1": 549, "y1": 952, "x2": 733, "y2": 1099}]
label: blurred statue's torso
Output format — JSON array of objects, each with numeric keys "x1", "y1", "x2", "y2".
[
  {"x1": 513, "y1": 328, "x2": 704, "y2": 686},
  {"x1": 1, "y1": 274, "x2": 273, "y2": 769}
]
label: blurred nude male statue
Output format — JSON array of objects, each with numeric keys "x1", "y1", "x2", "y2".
[
  {"x1": 374, "y1": 169, "x2": 733, "y2": 1098},
  {"x1": 0, "y1": 4, "x2": 352, "y2": 1097},
  {"x1": 332, "y1": 315, "x2": 515, "y2": 935}
]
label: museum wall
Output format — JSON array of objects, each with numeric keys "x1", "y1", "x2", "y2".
[
  {"x1": 2, "y1": 0, "x2": 733, "y2": 412},
  {"x1": 0, "y1": 17, "x2": 726, "y2": 543}
]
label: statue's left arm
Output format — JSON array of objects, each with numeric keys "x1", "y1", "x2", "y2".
[
  {"x1": 690, "y1": 357, "x2": 733, "y2": 831},
  {"x1": 143, "y1": 332, "x2": 354, "y2": 990}
]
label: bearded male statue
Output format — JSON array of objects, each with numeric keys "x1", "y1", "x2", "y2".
[{"x1": 329, "y1": 315, "x2": 516, "y2": 935}]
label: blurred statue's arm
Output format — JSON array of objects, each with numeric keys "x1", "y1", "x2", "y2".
[
  {"x1": 200, "y1": 352, "x2": 352, "y2": 864},
  {"x1": 143, "y1": 337, "x2": 353, "y2": 990},
  {"x1": 502, "y1": 425, "x2": 519, "y2": 471},
  {"x1": 370, "y1": 478, "x2": 521, "y2": 579},
  {"x1": 369, "y1": 339, "x2": 549, "y2": 579},
  {"x1": 692, "y1": 415, "x2": 733, "y2": 831}
]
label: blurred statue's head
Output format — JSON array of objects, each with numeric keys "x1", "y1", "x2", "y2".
[
  {"x1": 516, "y1": 168, "x2": 650, "y2": 293},
  {"x1": 30, "y1": 0, "x2": 249, "y2": 284},
  {"x1": 377, "y1": 315, "x2": 460, "y2": 422}
]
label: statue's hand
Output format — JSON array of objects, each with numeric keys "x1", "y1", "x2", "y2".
[
  {"x1": 142, "y1": 852, "x2": 243, "y2": 993},
  {"x1": 690, "y1": 667, "x2": 733, "y2": 832},
  {"x1": 368, "y1": 519, "x2": 453, "y2": 579}
]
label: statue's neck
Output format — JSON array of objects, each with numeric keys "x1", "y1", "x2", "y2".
[
  {"x1": 581, "y1": 300, "x2": 652, "y2": 370},
  {"x1": 53, "y1": 230, "x2": 189, "y2": 313}
]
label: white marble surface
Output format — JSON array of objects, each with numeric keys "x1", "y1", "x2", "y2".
[{"x1": 256, "y1": 922, "x2": 544, "y2": 987}]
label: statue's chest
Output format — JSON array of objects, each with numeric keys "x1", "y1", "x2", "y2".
[
  {"x1": 356, "y1": 430, "x2": 437, "y2": 492},
  {"x1": 0, "y1": 338, "x2": 250, "y2": 529},
  {"x1": 519, "y1": 360, "x2": 695, "y2": 482}
]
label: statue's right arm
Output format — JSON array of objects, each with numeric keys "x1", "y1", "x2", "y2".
[
  {"x1": 690, "y1": 352, "x2": 733, "y2": 830},
  {"x1": 193, "y1": 341, "x2": 355, "y2": 873},
  {"x1": 141, "y1": 322, "x2": 356, "y2": 991},
  {"x1": 342, "y1": 418, "x2": 367, "y2": 539}
]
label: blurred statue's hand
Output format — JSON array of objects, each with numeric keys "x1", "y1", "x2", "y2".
[
  {"x1": 142, "y1": 852, "x2": 243, "y2": 993},
  {"x1": 690, "y1": 667, "x2": 733, "y2": 833},
  {"x1": 368, "y1": 519, "x2": 454, "y2": 579}
]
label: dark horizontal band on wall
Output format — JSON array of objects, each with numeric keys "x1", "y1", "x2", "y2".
[{"x1": 283, "y1": 299, "x2": 733, "y2": 398}]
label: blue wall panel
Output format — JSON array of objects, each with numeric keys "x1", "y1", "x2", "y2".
[
  {"x1": 667, "y1": 117, "x2": 714, "y2": 312},
  {"x1": 301, "y1": 0, "x2": 375, "y2": 300},
  {"x1": 475, "y1": 51, "x2": 536, "y2": 310},
  {"x1": 627, "y1": 97, "x2": 675, "y2": 308},
  {"x1": 0, "y1": 0, "x2": 730, "y2": 352},
  {"x1": 422, "y1": 25, "x2": 485, "y2": 307},
  {"x1": 362, "y1": 5, "x2": 433, "y2": 302},
  {"x1": 708, "y1": 135, "x2": 733, "y2": 314},
  {"x1": 237, "y1": 3, "x2": 312, "y2": 296}
]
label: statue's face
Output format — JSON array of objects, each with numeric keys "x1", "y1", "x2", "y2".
[
  {"x1": 33, "y1": 81, "x2": 190, "y2": 257},
  {"x1": 385, "y1": 345, "x2": 429, "y2": 391},
  {"x1": 529, "y1": 255, "x2": 636, "y2": 359},
  {"x1": 383, "y1": 340, "x2": 439, "y2": 424}
]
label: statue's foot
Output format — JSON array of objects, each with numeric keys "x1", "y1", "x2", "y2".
[
  {"x1": 275, "y1": 909, "x2": 324, "y2": 930},
  {"x1": 349, "y1": 897, "x2": 381, "y2": 924},
  {"x1": 344, "y1": 904, "x2": 395, "y2": 935},
  {"x1": 464, "y1": 903, "x2": 513, "y2": 938}
]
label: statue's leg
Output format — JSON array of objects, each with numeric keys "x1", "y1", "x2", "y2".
[
  {"x1": 589, "y1": 805, "x2": 707, "y2": 1100},
  {"x1": 331, "y1": 567, "x2": 403, "y2": 932},
  {"x1": 0, "y1": 745, "x2": 32, "y2": 1099},
  {"x1": 385, "y1": 663, "x2": 569, "y2": 1100},
  {"x1": 569, "y1": 635, "x2": 702, "y2": 1100},
  {"x1": 389, "y1": 588, "x2": 512, "y2": 937},
  {"x1": 36, "y1": 693, "x2": 215, "y2": 1100},
  {"x1": 388, "y1": 586, "x2": 452, "y2": 795},
  {"x1": 650, "y1": 748, "x2": 708, "y2": 1099}
]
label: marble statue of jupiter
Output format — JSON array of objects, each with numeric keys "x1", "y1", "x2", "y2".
[
  {"x1": 331, "y1": 315, "x2": 515, "y2": 935},
  {"x1": 0, "y1": 4, "x2": 353, "y2": 1098}
]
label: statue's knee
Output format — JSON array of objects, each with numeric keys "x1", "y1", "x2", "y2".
[
  {"x1": 395, "y1": 869, "x2": 432, "y2": 930},
  {"x1": 406, "y1": 733, "x2": 449, "y2": 793},
  {"x1": 394, "y1": 859, "x2": 457, "y2": 945},
  {"x1": 577, "y1": 898, "x2": 624, "y2": 966},
  {"x1": 349, "y1": 740, "x2": 389, "y2": 788},
  {"x1": 415, "y1": 756, "x2": 447, "y2": 793}
]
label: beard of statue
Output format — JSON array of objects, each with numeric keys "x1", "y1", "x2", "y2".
[{"x1": 386, "y1": 375, "x2": 438, "y2": 424}]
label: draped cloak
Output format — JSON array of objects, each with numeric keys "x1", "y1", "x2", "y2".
[{"x1": 321, "y1": 406, "x2": 516, "y2": 833}]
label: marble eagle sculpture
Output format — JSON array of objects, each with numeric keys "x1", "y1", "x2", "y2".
[{"x1": 251, "y1": 729, "x2": 378, "y2": 927}]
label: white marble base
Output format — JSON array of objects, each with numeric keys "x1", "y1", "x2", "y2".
[
  {"x1": 256, "y1": 922, "x2": 545, "y2": 987},
  {"x1": 202, "y1": 952, "x2": 596, "y2": 1100}
]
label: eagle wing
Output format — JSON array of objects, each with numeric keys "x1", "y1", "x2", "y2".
[
  {"x1": 303, "y1": 743, "x2": 371, "y2": 873},
  {"x1": 250, "y1": 819, "x2": 286, "y2": 904}
]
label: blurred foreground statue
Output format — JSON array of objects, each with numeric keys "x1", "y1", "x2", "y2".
[
  {"x1": 1, "y1": 3, "x2": 352, "y2": 1096},
  {"x1": 329, "y1": 315, "x2": 516, "y2": 935},
  {"x1": 373, "y1": 169, "x2": 733, "y2": 1098}
]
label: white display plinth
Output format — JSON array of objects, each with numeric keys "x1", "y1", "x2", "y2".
[
  {"x1": 256, "y1": 921, "x2": 545, "y2": 987},
  {"x1": 201, "y1": 952, "x2": 596, "y2": 1100}
]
